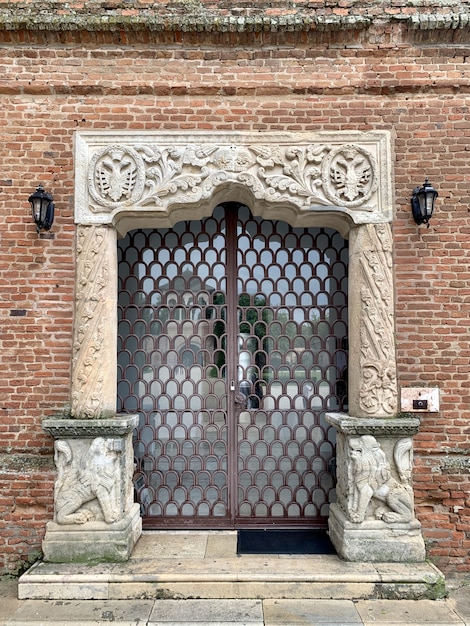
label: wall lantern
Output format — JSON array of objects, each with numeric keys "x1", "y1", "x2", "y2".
[
  {"x1": 411, "y1": 178, "x2": 438, "y2": 227},
  {"x1": 29, "y1": 185, "x2": 54, "y2": 233}
]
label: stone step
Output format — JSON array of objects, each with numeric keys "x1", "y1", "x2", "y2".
[{"x1": 18, "y1": 532, "x2": 446, "y2": 602}]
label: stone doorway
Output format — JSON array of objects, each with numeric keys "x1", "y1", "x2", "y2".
[{"x1": 42, "y1": 131, "x2": 426, "y2": 564}]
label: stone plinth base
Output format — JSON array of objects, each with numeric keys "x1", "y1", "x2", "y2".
[
  {"x1": 42, "y1": 414, "x2": 141, "y2": 563},
  {"x1": 43, "y1": 502, "x2": 142, "y2": 563},
  {"x1": 328, "y1": 503, "x2": 426, "y2": 562}
]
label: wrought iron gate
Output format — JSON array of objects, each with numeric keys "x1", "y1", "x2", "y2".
[{"x1": 117, "y1": 203, "x2": 348, "y2": 528}]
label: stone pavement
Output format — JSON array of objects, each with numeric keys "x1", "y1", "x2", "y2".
[
  {"x1": 14, "y1": 533, "x2": 447, "y2": 602},
  {"x1": 2, "y1": 531, "x2": 470, "y2": 626},
  {"x1": 2, "y1": 575, "x2": 470, "y2": 626}
]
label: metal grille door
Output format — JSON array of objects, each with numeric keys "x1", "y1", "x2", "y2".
[{"x1": 117, "y1": 203, "x2": 348, "y2": 528}]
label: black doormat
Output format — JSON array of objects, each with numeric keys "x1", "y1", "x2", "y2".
[{"x1": 237, "y1": 529, "x2": 336, "y2": 555}]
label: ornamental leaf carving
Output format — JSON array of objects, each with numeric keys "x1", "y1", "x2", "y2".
[
  {"x1": 357, "y1": 223, "x2": 397, "y2": 416},
  {"x1": 142, "y1": 146, "x2": 204, "y2": 207},
  {"x1": 87, "y1": 142, "x2": 379, "y2": 215},
  {"x1": 72, "y1": 225, "x2": 108, "y2": 418}
]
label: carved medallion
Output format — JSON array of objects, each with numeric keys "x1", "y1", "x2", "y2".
[
  {"x1": 89, "y1": 145, "x2": 146, "y2": 210},
  {"x1": 323, "y1": 144, "x2": 377, "y2": 208}
]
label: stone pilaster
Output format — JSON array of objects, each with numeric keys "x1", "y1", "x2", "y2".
[
  {"x1": 330, "y1": 223, "x2": 424, "y2": 562},
  {"x1": 42, "y1": 226, "x2": 142, "y2": 564},
  {"x1": 348, "y1": 222, "x2": 397, "y2": 418},
  {"x1": 71, "y1": 224, "x2": 118, "y2": 419}
]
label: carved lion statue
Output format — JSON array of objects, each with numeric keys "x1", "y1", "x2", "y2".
[
  {"x1": 347, "y1": 435, "x2": 414, "y2": 524},
  {"x1": 54, "y1": 437, "x2": 119, "y2": 525}
]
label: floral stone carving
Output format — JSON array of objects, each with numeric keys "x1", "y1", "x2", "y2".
[
  {"x1": 75, "y1": 131, "x2": 392, "y2": 227},
  {"x1": 356, "y1": 223, "x2": 397, "y2": 416},
  {"x1": 87, "y1": 142, "x2": 377, "y2": 212},
  {"x1": 71, "y1": 224, "x2": 117, "y2": 419}
]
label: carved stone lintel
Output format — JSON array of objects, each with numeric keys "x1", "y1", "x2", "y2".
[
  {"x1": 86, "y1": 141, "x2": 378, "y2": 212},
  {"x1": 75, "y1": 131, "x2": 393, "y2": 231}
]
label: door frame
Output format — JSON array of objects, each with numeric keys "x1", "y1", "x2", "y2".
[
  {"x1": 70, "y1": 131, "x2": 400, "y2": 540},
  {"x1": 41, "y1": 130, "x2": 428, "y2": 565}
]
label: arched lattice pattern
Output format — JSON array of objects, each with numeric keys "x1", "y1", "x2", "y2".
[{"x1": 117, "y1": 204, "x2": 348, "y2": 527}]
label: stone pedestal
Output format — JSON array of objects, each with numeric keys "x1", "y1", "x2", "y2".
[
  {"x1": 328, "y1": 504, "x2": 425, "y2": 562},
  {"x1": 42, "y1": 503, "x2": 141, "y2": 563},
  {"x1": 326, "y1": 412, "x2": 426, "y2": 563},
  {"x1": 42, "y1": 415, "x2": 141, "y2": 563}
]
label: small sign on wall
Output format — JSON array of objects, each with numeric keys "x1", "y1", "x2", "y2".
[{"x1": 400, "y1": 387, "x2": 440, "y2": 413}]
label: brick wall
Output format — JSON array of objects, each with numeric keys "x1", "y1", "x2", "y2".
[{"x1": 0, "y1": 7, "x2": 469, "y2": 573}]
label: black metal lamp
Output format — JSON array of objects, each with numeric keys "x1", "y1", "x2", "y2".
[
  {"x1": 29, "y1": 185, "x2": 54, "y2": 233},
  {"x1": 411, "y1": 178, "x2": 438, "y2": 228}
]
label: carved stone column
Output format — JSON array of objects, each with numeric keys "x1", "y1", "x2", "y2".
[
  {"x1": 71, "y1": 224, "x2": 118, "y2": 419},
  {"x1": 41, "y1": 415, "x2": 141, "y2": 563},
  {"x1": 41, "y1": 225, "x2": 141, "y2": 563},
  {"x1": 326, "y1": 223, "x2": 425, "y2": 561},
  {"x1": 348, "y1": 222, "x2": 398, "y2": 418}
]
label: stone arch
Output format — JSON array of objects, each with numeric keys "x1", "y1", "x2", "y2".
[{"x1": 112, "y1": 181, "x2": 354, "y2": 240}]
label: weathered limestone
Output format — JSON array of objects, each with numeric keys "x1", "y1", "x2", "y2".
[
  {"x1": 347, "y1": 222, "x2": 397, "y2": 418},
  {"x1": 326, "y1": 413, "x2": 425, "y2": 562},
  {"x1": 74, "y1": 130, "x2": 393, "y2": 236},
  {"x1": 42, "y1": 223, "x2": 141, "y2": 563},
  {"x1": 18, "y1": 532, "x2": 445, "y2": 601},
  {"x1": 323, "y1": 218, "x2": 425, "y2": 562},
  {"x1": 71, "y1": 224, "x2": 118, "y2": 419},
  {"x1": 42, "y1": 415, "x2": 141, "y2": 563}
]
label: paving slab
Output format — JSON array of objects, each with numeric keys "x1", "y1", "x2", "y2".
[
  {"x1": 205, "y1": 534, "x2": 238, "y2": 558},
  {"x1": 148, "y1": 599, "x2": 264, "y2": 625},
  {"x1": 446, "y1": 580, "x2": 470, "y2": 626},
  {"x1": 0, "y1": 578, "x2": 21, "y2": 626},
  {"x1": 131, "y1": 533, "x2": 209, "y2": 560},
  {"x1": 356, "y1": 598, "x2": 464, "y2": 625},
  {"x1": 263, "y1": 599, "x2": 363, "y2": 624},
  {"x1": 4, "y1": 598, "x2": 154, "y2": 626},
  {"x1": 3, "y1": 575, "x2": 470, "y2": 626}
]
